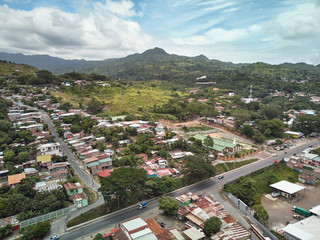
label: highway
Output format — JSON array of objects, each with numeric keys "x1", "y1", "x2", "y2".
[{"x1": 60, "y1": 138, "x2": 320, "y2": 240}]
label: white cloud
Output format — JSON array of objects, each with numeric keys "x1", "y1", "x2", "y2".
[
  {"x1": 0, "y1": 2, "x2": 152, "y2": 59},
  {"x1": 97, "y1": 0, "x2": 143, "y2": 18},
  {"x1": 172, "y1": 27, "x2": 247, "y2": 45}
]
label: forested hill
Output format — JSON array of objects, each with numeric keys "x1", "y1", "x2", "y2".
[{"x1": 0, "y1": 48, "x2": 320, "y2": 84}]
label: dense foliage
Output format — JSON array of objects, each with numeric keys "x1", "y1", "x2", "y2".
[
  {"x1": 204, "y1": 216, "x2": 222, "y2": 235},
  {"x1": 158, "y1": 196, "x2": 180, "y2": 216},
  {"x1": 0, "y1": 177, "x2": 69, "y2": 220}
]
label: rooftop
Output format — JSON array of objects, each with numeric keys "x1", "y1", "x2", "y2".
[
  {"x1": 283, "y1": 215, "x2": 320, "y2": 240},
  {"x1": 270, "y1": 180, "x2": 305, "y2": 195}
]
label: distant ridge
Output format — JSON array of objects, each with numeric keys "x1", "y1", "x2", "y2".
[{"x1": 0, "y1": 48, "x2": 319, "y2": 80}]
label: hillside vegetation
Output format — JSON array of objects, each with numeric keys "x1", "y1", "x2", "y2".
[
  {"x1": 0, "y1": 60, "x2": 38, "y2": 77},
  {"x1": 53, "y1": 82, "x2": 182, "y2": 116}
]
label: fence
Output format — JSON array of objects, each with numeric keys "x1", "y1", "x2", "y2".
[
  {"x1": 20, "y1": 204, "x2": 78, "y2": 229},
  {"x1": 226, "y1": 192, "x2": 278, "y2": 240}
]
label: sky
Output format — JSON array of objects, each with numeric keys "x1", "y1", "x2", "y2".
[{"x1": 0, "y1": 0, "x2": 319, "y2": 64}]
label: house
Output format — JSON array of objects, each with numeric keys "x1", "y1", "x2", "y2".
[
  {"x1": 97, "y1": 169, "x2": 113, "y2": 178},
  {"x1": 81, "y1": 149, "x2": 100, "y2": 159},
  {"x1": 120, "y1": 216, "x2": 158, "y2": 240},
  {"x1": 73, "y1": 193, "x2": 88, "y2": 208},
  {"x1": 298, "y1": 174, "x2": 316, "y2": 185},
  {"x1": 64, "y1": 182, "x2": 84, "y2": 196},
  {"x1": 37, "y1": 143, "x2": 60, "y2": 156},
  {"x1": 36, "y1": 155, "x2": 52, "y2": 167},
  {"x1": 285, "y1": 131, "x2": 304, "y2": 138},
  {"x1": 8, "y1": 173, "x2": 26, "y2": 187},
  {"x1": 211, "y1": 224, "x2": 251, "y2": 240},
  {"x1": 47, "y1": 163, "x2": 69, "y2": 180},
  {"x1": 86, "y1": 158, "x2": 113, "y2": 176},
  {"x1": 136, "y1": 153, "x2": 148, "y2": 162}
]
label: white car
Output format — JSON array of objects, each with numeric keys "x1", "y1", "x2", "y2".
[{"x1": 272, "y1": 153, "x2": 277, "y2": 157}]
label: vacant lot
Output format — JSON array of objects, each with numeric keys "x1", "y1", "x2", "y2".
[
  {"x1": 53, "y1": 83, "x2": 181, "y2": 115},
  {"x1": 262, "y1": 184, "x2": 320, "y2": 232}
]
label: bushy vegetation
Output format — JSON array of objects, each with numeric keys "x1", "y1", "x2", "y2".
[
  {"x1": 0, "y1": 177, "x2": 70, "y2": 220},
  {"x1": 224, "y1": 162, "x2": 299, "y2": 218}
]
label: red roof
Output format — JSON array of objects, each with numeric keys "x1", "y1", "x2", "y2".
[
  {"x1": 73, "y1": 192, "x2": 87, "y2": 200},
  {"x1": 98, "y1": 169, "x2": 113, "y2": 178},
  {"x1": 64, "y1": 182, "x2": 83, "y2": 191},
  {"x1": 103, "y1": 228, "x2": 121, "y2": 238}
]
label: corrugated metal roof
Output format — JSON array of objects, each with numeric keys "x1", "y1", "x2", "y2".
[{"x1": 270, "y1": 180, "x2": 305, "y2": 194}]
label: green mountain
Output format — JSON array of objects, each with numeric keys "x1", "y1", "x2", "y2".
[{"x1": 1, "y1": 48, "x2": 319, "y2": 85}]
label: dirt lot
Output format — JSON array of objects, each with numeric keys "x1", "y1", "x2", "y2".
[{"x1": 262, "y1": 183, "x2": 320, "y2": 232}]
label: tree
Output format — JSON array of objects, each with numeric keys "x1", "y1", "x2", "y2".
[
  {"x1": 19, "y1": 130, "x2": 35, "y2": 144},
  {"x1": 241, "y1": 125, "x2": 254, "y2": 138},
  {"x1": 253, "y1": 205, "x2": 269, "y2": 224},
  {"x1": 18, "y1": 151, "x2": 30, "y2": 163},
  {"x1": 99, "y1": 168, "x2": 147, "y2": 209},
  {"x1": 0, "y1": 224, "x2": 12, "y2": 239},
  {"x1": 93, "y1": 233, "x2": 104, "y2": 240},
  {"x1": 183, "y1": 155, "x2": 215, "y2": 184},
  {"x1": 204, "y1": 216, "x2": 222, "y2": 235},
  {"x1": 0, "y1": 120, "x2": 12, "y2": 132},
  {"x1": 20, "y1": 221, "x2": 51, "y2": 240},
  {"x1": 158, "y1": 196, "x2": 179, "y2": 216},
  {"x1": 204, "y1": 136, "x2": 213, "y2": 147},
  {"x1": 87, "y1": 97, "x2": 103, "y2": 114},
  {"x1": 3, "y1": 150, "x2": 15, "y2": 163}
]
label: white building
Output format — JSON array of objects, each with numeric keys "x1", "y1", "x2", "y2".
[
  {"x1": 283, "y1": 215, "x2": 320, "y2": 240},
  {"x1": 120, "y1": 216, "x2": 157, "y2": 240},
  {"x1": 37, "y1": 143, "x2": 60, "y2": 155}
]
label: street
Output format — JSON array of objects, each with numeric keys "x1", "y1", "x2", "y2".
[
  {"x1": 58, "y1": 138, "x2": 320, "y2": 240},
  {"x1": 41, "y1": 112, "x2": 100, "y2": 191}
]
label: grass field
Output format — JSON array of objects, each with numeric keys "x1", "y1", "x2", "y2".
[
  {"x1": 53, "y1": 83, "x2": 180, "y2": 115},
  {"x1": 214, "y1": 159, "x2": 258, "y2": 175},
  {"x1": 67, "y1": 204, "x2": 106, "y2": 228},
  {"x1": 182, "y1": 125, "x2": 214, "y2": 132}
]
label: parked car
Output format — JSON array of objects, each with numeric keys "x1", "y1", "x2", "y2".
[
  {"x1": 50, "y1": 236, "x2": 60, "y2": 240},
  {"x1": 272, "y1": 153, "x2": 277, "y2": 157},
  {"x1": 218, "y1": 175, "x2": 224, "y2": 179}
]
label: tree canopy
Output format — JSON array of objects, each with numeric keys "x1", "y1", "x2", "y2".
[
  {"x1": 158, "y1": 196, "x2": 179, "y2": 216},
  {"x1": 204, "y1": 216, "x2": 222, "y2": 235}
]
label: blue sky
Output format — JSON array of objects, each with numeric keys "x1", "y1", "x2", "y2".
[{"x1": 0, "y1": 0, "x2": 319, "y2": 64}]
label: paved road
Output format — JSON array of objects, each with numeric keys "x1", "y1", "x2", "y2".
[
  {"x1": 41, "y1": 112, "x2": 100, "y2": 191},
  {"x1": 59, "y1": 138, "x2": 320, "y2": 240}
]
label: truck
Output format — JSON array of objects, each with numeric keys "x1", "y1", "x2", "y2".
[
  {"x1": 292, "y1": 206, "x2": 311, "y2": 217},
  {"x1": 138, "y1": 201, "x2": 148, "y2": 209}
]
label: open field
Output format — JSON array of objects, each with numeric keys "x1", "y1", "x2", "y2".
[{"x1": 53, "y1": 83, "x2": 181, "y2": 115}]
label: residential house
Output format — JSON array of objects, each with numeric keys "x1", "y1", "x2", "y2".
[
  {"x1": 86, "y1": 158, "x2": 113, "y2": 176},
  {"x1": 36, "y1": 155, "x2": 52, "y2": 167},
  {"x1": 47, "y1": 163, "x2": 69, "y2": 180},
  {"x1": 73, "y1": 193, "x2": 88, "y2": 208},
  {"x1": 64, "y1": 182, "x2": 84, "y2": 196},
  {"x1": 37, "y1": 142, "x2": 60, "y2": 156},
  {"x1": 136, "y1": 153, "x2": 148, "y2": 162},
  {"x1": 8, "y1": 173, "x2": 26, "y2": 188}
]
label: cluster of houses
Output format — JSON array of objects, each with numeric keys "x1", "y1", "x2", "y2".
[
  {"x1": 286, "y1": 147, "x2": 320, "y2": 184},
  {"x1": 101, "y1": 193, "x2": 251, "y2": 240},
  {"x1": 0, "y1": 99, "x2": 70, "y2": 189}
]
